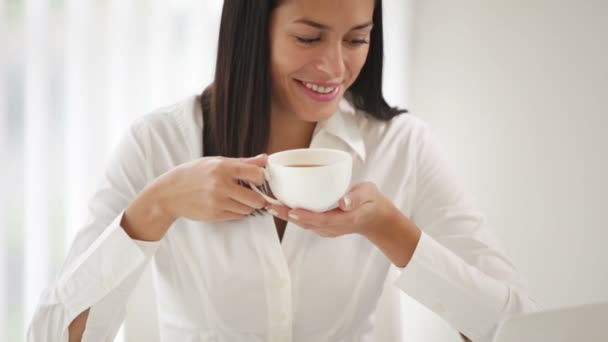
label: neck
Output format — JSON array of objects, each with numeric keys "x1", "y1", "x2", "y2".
[{"x1": 268, "y1": 110, "x2": 316, "y2": 154}]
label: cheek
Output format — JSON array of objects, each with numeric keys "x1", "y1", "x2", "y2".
[
  {"x1": 271, "y1": 40, "x2": 306, "y2": 82},
  {"x1": 345, "y1": 48, "x2": 370, "y2": 83}
]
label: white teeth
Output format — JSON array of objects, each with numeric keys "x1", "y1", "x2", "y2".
[{"x1": 303, "y1": 81, "x2": 336, "y2": 94}]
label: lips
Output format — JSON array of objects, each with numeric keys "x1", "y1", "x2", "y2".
[{"x1": 294, "y1": 79, "x2": 341, "y2": 102}]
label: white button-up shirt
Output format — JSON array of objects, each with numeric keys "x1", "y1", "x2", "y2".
[{"x1": 28, "y1": 96, "x2": 536, "y2": 341}]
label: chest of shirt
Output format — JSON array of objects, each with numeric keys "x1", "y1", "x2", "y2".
[{"x1": 153, "y1": 214, "x2": 394, "y2": 335}]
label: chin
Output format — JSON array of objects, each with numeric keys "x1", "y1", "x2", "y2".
[
  {"x1": 297, "y1": 108, "x2": 336, "y2": 122},
  {"x1": 295, "y1": 102, "x2": 341, "y2": 122}
]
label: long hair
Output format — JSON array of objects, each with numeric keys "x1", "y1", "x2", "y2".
[{"x1": 201, "y1": 0, "x2": 406, "y2": 158}]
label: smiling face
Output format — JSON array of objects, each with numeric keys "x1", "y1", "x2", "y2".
[{"x1": 269, "y1": 0, "x2": 375, "y2": 122}]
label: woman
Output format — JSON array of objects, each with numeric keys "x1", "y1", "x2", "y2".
[{"x1": 28, "y1": 0, "x2": 536, "y2": 341}]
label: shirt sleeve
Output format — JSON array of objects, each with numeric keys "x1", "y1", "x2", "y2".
[
  {"x1": 27, "y1": 118, "x2": 162, "y2": 342},
  {"x1": 394, "y1": 123, "x2": 538, "y2": 341}
]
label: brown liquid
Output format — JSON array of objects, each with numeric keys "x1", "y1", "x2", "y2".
[{"x1": 286, "y1": 164, "x2": 324, "y2": 167}]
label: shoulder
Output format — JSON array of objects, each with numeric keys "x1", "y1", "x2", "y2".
[
  {"x1": 129, "y1": 95, "x2": 203, "y2": 159},
  {"x1": 133, "y1": 95, "x2": 201, "y2": 137},
  {"x1": 353, "y1": 106, "x2": 432, "y2": 153}
]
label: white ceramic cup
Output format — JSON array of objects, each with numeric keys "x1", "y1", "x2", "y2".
[{"x1": 251, "y1": 148, "x2": 353, "y2": 212}]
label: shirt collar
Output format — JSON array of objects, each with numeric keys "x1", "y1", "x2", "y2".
[{"x1": 315, "y1": 97, "x2": 367, "y2": 162}]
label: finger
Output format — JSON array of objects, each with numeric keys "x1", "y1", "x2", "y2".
[
  {"x1": 218, "y1": 210, "x2": 247, "y2": 221},
  {"x1": 227, "y1": 182, "x2": 267, "y2": 209},
  {"x1": 265, "y1": 205, "x2": 324, "y2": 231},
  {"x1": 339, "y1": 182, "x2": 376, "y2": 211},
  {"x1": 220, "y1": 197, "x2": 257, "y2": 215},
  {"x1": 295, "y1": 221, "x2": 317, "y2": 230},
  {"x1": 239, "y1": 154, "x2": 268, "y2": 168},
  {"x1": 314, "y1": 229, "x2": 337, "y2": 238},
  {"x1": 265, "y1": 204, "x2": 291, "y2": 221},
  {"x1": 288, "y1": 207, "x2": 357, "y2": 228},
  {"x1": 228, "y1": 161, "x2": 266, "y2": 185}
]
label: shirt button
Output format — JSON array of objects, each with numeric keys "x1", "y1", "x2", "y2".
[
  {"x1": 277, "y1": 276, "x2": 288, "y2": 288},
  {"x1": 277, "y1": 312, "x2": 288, "y2": 323},
  {"x1": 101, "y1": 276, "x2": 113, "y2": 290},
  {"x1": 433, "y1": 302, "x2": 446, "y2": 315}
]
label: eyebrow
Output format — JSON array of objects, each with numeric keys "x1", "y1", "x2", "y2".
[{"x1": 293, "y1": 19, "x2": 373, "y2": 31}]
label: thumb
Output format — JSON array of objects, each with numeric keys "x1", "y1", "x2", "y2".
[
  {"x1": 241, "y1": 153, "x2": 268, "y2": 167},
  {"x1": 339, "y1": 182, "x2": 375, "y2": 212}
]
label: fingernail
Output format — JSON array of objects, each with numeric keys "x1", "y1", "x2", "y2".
[
  {"x1": 288, "y1": 213, "x2": 299, "y2": 221},
  {"x1": 344, "y1": 196, "x2": 352, "y2": 210},
  {"x1": 267, "y1": 208, "x2": 278, "y2": 216}
]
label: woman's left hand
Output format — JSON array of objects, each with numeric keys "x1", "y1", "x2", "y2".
[{"x1": 266, "y1": 182, "x2": 393, "y2": 238}]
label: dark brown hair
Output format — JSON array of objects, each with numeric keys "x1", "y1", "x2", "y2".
[{"x1": 201, "y1": 0, "x2": 406, "y2": 158}]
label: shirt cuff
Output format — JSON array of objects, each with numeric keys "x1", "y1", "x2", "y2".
[
  {"x1": 394, "y1": 232, "x2": 508, "y2": 341},
  {"x1": 132, "y1": 238, "x2": 162, "y2": 256},
  {"x1": 55, "y1": 212, "x2": 158, "y2": 321}
]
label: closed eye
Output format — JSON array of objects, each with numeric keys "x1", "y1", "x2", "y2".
[
  {"x1": 296, "y1": 36, "x2": 321, "y2": 44},
  {"x1": 347, "y1": 39, "x2": 369, "y2": 46}
]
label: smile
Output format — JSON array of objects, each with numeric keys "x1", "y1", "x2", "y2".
[
  {"x1": 295, "y1": 79, "x2": 341, "y2": 102},
  {"x1": 301, "y1": 81, "x2": 337, "y2": 94}
]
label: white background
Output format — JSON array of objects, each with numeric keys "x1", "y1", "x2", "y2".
[
  {"x1": 2, "y1": 0, "x2": 607, "y2": 341},
  {"x1": 398, "y1": 0, "x2": 608, "y2": 340}
]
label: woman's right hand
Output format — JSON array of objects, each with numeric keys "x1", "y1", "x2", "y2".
[
  {"x1": 159, "y1": 154, "x2": 268, "y2": 221},
  {"x1": 121, "y1": 154, "x2": 268, "y2": 241}
]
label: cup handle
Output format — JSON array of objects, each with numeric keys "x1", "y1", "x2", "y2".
[{"x1": 248, "y1": 182, "x2": 284, "y2": 206}]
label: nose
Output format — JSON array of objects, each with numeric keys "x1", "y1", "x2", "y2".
[{"x1": 316, "y1": 42, "x2": 345, "y2": 80}]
